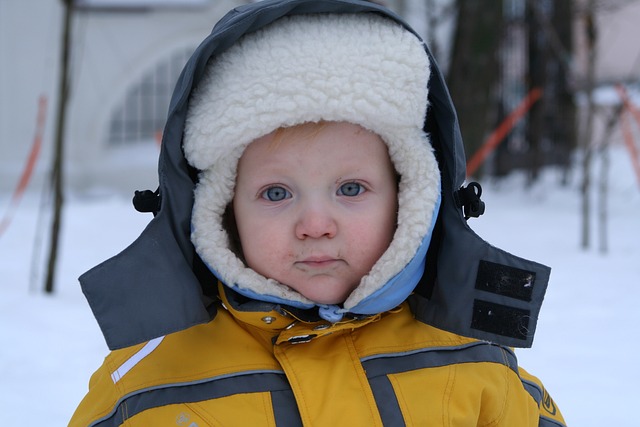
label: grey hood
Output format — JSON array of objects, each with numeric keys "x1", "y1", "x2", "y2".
[{"x1": 80, "y1": 0, "x2": 551, "y2": 350}]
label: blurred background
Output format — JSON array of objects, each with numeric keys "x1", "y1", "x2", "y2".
[
  {"x1": 1, "y1": 0, "x2": 640, "y2": 425},
  {"x1": 3, "y1": 0, "x2": 639, "y2": 194}
]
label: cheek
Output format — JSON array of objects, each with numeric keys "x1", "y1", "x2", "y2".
[
  {"x1": 237, "y1": 217, "x2": 290, "y2": 273},
  {"x1": 347, "y1": 210, "x2": 396, "y2": 264},
  {"x1": 377, "y1": 203, "x2": 397, "y2": 251}
]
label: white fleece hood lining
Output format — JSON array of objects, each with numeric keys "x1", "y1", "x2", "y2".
[{"x1": 184, "y1": 13, "x2": 440, "y2": 311}]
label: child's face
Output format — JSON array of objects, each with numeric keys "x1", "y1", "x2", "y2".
[{"x1": 233, "y1": 122, "x2": 398, "y2": 305}]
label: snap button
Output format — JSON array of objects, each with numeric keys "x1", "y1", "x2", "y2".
[{"x1": 261, "y1": 316, "x2": 276, "y2": 324}]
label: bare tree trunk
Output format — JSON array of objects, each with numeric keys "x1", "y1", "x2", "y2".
[
  {"x1": 596, "y1": 105, "x2": 621, "y2": 255},
  {"x1": 45, "y1": 0, "x2": 73, "y2": 293},
  {"x1": 447, "y1": 0, "x2": 503, "y2": 170},
  {"x1": 425, "y1": 0, "x2": 439, "y2": 59},
  {"x1": 580, "y1": 2, "x2": 596, "y2": 250},
  {"x1": 598, "y1": 134, "x2": 609, "y2": 254},
  {"x1": 552, "y1": 0, "x2": 578, "y2": 182},
  {"x1": 526, "y1": 2, "x2": 548, "y2": 183}
]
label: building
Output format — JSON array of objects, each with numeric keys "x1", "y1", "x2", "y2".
[{"x1": 1, "y1": 0, "x2": 241, "y2": 196}]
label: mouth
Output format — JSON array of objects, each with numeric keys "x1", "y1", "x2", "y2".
[{"x1": 296, "y1": 256, "x2": 342, "y2": 268}]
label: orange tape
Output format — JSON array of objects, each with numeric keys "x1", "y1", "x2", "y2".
[
  {"x1": 0, "y1": 95, "x2": 48, "y2": 238},
  {"x1": 615, "y1": 85, "x2": 640, "y2": 188},
  {"x1": 466, "y1": 87, "x2": 543, "y2": 177}
]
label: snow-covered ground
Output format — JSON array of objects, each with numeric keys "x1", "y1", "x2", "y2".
[{"x1": 1, "y1": 145, "x2": 638, "y2": 426}]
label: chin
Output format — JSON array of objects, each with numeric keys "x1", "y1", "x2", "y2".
[
  {"x1": 287, "y1": 278, "x2": 357, "y2": 306},
  {"x1": 298, "y1": 288, "x2": 351, "y2": 306}
]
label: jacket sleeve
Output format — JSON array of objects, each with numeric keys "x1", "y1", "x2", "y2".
[
  {"x1": 68, "y1": 362, "x2": 120, "y2": 426},
  {"x1": 518, "y1": 367, "x2": 567, "y2": 426},
  {"x1": 68, "y1": 343, "x2": 148, "y2": 427}
]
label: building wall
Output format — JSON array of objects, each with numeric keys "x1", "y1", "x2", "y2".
[
  {"x1": 66, "y1": 2, "x2": 242, "y2": 194},
  {"x1": 0, "y1": 0, "x2": 239, "y2": 196},
  {"x1": 0, "y1": 0, "x2": 63, "y2": 193}
]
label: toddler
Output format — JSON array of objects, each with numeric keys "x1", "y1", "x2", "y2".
[{"x1": 70, "y1": 1, "x2": 566, "y2": 425}]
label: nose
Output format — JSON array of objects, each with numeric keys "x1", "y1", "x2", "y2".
[{"x1": 295, "y1": 204, "x2": 337, "y2": 240}]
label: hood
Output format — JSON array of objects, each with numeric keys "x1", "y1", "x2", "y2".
[
  {"x1": 183, "y1": 12, "x2": 441, "y2": 324},
  {"x1": 80, "y1": 0, "x2": 551, "y2": 350}
]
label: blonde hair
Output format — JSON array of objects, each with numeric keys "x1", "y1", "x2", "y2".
[{"x1": 267, "y1": 121, "x2": 330, "y2": 149}]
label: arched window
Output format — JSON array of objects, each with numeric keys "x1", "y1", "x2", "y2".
[{"x1": 108, "y1": 46, "x2": 194, "y2": 145}]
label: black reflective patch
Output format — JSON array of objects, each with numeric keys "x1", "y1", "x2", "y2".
[
  {"x1": 368, "y1": 376, "x2": 405, "y2": 426},
  {"x1": 362, "y1": 341, "x2": 518, "y2": 377},
  {"x1": 91, "y1": 372, "x2": 290, "y2": 427},
  {"x1": 271, "y1": 389, "x2": 303, "y2": 426},
  {"x1": 475, "y1": 260, "x2": 536, "y2": 302},
  {"x1": 521, "y1": 378, "x2": 543, "y2": 404},
  {"x1": 471, "y1": 300, "x2": 530, "y2": 340}
]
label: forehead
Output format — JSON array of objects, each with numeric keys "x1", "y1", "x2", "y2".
[
  {"x1": 234, "y1": 122, "x2": 396, "y2": 184},
  {"x1": 240, "y1": 121, "x2": 390, "y2": 163}
]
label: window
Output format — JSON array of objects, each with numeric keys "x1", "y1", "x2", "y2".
[{"x1": 108, "y1": 46, "x2": 194, "y2": 145}]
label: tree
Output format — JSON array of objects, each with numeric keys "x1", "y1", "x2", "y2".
[
  {"x1": 447, "y1": 0, "x2": 503, "y2": 169},
  {"x1": 44, "y1": 0, "x2": 73, "y2": 293}
]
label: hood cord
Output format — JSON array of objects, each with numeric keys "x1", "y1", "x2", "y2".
[
  {"x1": 454, "y1": 182, "x2": 485, "y2": 220},
  {"x1": 133, "y1": 188, "x2": 161, "y2": 216}
]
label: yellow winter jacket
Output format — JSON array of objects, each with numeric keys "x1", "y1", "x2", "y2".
[{"x1": 70, "y1": 285, "x2": 565, "y2": 427}]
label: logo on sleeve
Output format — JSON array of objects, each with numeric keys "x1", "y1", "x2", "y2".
[
  {"x1": 176, "y1": 412, "x2": 199, "y2": 427},
  {"x1": 542, "y1": 388, "x2": 557, "y2": 416}
]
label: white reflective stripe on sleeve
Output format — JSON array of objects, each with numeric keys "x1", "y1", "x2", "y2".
[{"x1": 110, "y1": 336, "x2": 165, "y2": 384}]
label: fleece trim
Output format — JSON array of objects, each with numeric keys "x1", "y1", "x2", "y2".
[{"x1": 184, "y1": 13, "x2": 440, "y2": 317}]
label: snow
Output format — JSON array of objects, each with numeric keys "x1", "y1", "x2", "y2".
[{"x1": 1, "y1": 145, "x2": 639, "y2": 425}]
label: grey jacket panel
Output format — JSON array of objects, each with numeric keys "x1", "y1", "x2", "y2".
[{"x1": 80, "y1": 0, "x2": 550, "y2": 350}]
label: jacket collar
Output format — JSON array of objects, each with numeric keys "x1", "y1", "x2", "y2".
[{"x1": 218, "y1": 282, "x2": 387, "y2": 345}]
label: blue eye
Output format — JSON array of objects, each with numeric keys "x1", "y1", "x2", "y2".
[
  {"x1": 262, "y1": 186, "x2": 291, "y2": 202},
  {"x1": 338, "y1": 182, "x2": 365, "y2": 197}
]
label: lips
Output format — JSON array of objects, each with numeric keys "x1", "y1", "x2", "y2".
[
  {"x1": 296, "y1": 256, "x2": 342, "y2": 268},
  {"x1": 301, "y1": 260, "x2": 337, "y2": 267}
]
